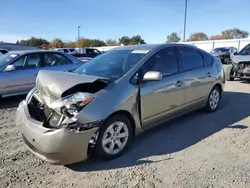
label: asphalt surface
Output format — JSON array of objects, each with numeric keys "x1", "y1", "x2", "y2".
[{"x1": 1, "y1": 81, "x2": 250, "y2": 188}]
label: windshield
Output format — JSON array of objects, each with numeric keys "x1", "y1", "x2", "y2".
[
  {"x1": 0, "y1": 53, "x2": 19, "y2": 67},
  {"x1": 212, "y1": 48, "x2": 229, "y2": 53},
  {"x1": 74, "y1": 49, "x2": 150, "y2": 80},
  {"x1": 238, "y1": 44, "x2": 250, "y2": 55}
]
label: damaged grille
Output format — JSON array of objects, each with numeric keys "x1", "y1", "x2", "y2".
[
  {"x1": 239, "y1": 62, "x2": 250, "y2": 69},
  {"x1": 28, "y1": 91, "x2": 63, "y2": 128}
]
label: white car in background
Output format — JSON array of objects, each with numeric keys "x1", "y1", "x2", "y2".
[{"x1": 54, "y1": 48, "x2": 77, "y2": 55}]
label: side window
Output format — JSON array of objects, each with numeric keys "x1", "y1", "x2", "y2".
[
  {"x1": 44, "y1": 53, "x2": 69, "y2": 66},
  {"x1": 201, "y1": 50, "x2": 213, "y2": 66},
  {"x1": 142, "y1": 47, "x2": 179, "y2": 76},
  {"x1": 178, "y1": 47, "x2": 204, "y2": 71},
  {"x1": 63, "y1": 49, "x2": 69, "y2": 53},
  {"x1": 12, "y1": 54, "x2": 42, "y2": 70}
]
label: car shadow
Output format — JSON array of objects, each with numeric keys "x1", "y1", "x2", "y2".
[
  {"x1": 0, "y1": 95, "x2": 25, "y2": 109},
  {"x1": 67, "y1": 91, "x2": 250, "y2": 172}
]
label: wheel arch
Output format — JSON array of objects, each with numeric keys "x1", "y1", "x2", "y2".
[{"x1": 105, "y1": 110, "x2": 137, "y2": 137}]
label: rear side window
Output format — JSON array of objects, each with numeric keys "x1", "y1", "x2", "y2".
[
  {"x1": 44, "y1": 53, "x2": 70, "y2": 66},
  {"x1": 178, "y1": 46, "x2": 204, "y2": 71},
  {"x1": 201, "y1": 50, "x2": 213, "y2": 66}
]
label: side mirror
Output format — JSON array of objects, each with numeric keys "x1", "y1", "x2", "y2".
[
  {"x1": 233, "y1": 52, "x2": 238, "y2": 55},
  {"x1": 3, "y1": 65, "x2": 15, "y2": 72},
  {"x1": 142, "y1": 71, "x2": 162, "y2": 82}
]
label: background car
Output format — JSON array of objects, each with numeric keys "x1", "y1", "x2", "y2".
[
  {"x1": 17, "y1": 44, "x2": 225, "y2": 165},
  {"x1": 54, "y1": 48, "x2": 77, "y2": 55},
  {"x1": 0, "y1": 49, "x2": 8, "y2": 55},
  {"x1": 0, "y1": 50, "x2": 84, "y2": 98},
  {"x1": 72, "y1": 48, "x2": 102, "y2": 61},
  {"x1": 210, "y1": 47, "x2": 238, "y2": 64},
  {"x1": 226, "y1": 43, "x2": 250, "y2": 81}
]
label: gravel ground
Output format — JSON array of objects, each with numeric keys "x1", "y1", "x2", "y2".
[{"x1": 1, "y1": 81, "x2": 250, "y2": 188}]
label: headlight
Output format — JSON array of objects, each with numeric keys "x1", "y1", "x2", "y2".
[{"x1": 48, "y1": 92, "x2": 95, "y2": 117}]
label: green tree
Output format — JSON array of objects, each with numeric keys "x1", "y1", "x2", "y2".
[
  {"x1": 50, "y1": 38, "x2": 64, "y2": 48},
  {"x1": 166, "y1": 32, "x2": 181, "y2": 43},
  {"x1": 221, "y1": 28, "x2": 249, "y2": 39},
  {"x1": 76, "y1": 38, "x2": 90, "y2": 48},
  {"x1": 188, "y1": 32, "x2": 208, "y2": 41},
  {"x1": 89, "y1": 39, "x2": 106, "y2": 47},
  {"x1": 17, "y1": 37, "x2": 49, "y2": 47},
  {"x1": 106, "y1": 38, "x2": 118, "y2": 46},
  {"x1": 119, "y1": 36, "x2": 131, "y2": 45},
  {"x1": 130, "y1": 35, "x2": 146, "y2": 45}
]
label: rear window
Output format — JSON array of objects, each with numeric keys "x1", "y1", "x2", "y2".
[{"x1": 201, "y1": 50, "x2": 213, "y2": 66}]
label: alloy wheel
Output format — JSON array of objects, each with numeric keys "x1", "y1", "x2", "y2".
[
  {"x1": 102, "y1": 121, "x2": 129, "y2": 155},
  {"x1": 209, "y1": 89, "x2": 220, "y2": 110}
]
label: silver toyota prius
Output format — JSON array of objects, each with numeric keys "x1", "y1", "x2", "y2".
[{"x1": 16, "y1": 44, "x2": 226, "y2": 165}]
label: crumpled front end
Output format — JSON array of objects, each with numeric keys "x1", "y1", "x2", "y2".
[
  {"x1": 17, "y1": 100, "x2": 98, "y2": 165},
  {"x1": 16, "y1": 70, "x2": 109, "y2": 165}
]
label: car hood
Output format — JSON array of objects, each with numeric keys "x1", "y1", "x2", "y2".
[
  {"x1": 36, "y1": 70, "x2": 108, "y2": 105},
  {"x1": 231, "y1": 55, "x2": 250, "y2": 64}
]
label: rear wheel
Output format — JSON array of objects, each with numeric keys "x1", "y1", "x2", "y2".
[
  {"x1": 205, "y1": 86, "x2": 221, "y2": 112},
  {"x1": 94, "y1": 115, "x2": 133, "y2": 159}
]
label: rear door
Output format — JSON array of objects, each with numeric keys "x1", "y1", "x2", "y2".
[
  {"x1": 0, "y1": 53, "x2": 42, "y2": 96},
  {"x1": 40, "y1": 52, "x2": 80, "y2": 72},
  {"x1": 176, "y1": 46, "x2": 215, "y2": 107},
  {"x1": 140, "y1": 47, "x2": 185, "y2": 127}
]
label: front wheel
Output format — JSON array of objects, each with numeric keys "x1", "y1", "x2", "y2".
[
  {"x1": 205, "y1": 86, "x2": 221, "y2": 112},
  {"x1": 94, "y1": 115, "x2": 133, "y2": 159}
]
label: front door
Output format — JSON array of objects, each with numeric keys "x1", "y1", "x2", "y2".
[
  {"x1": 0, "y1": 53, "x2": 43, "y2": 96},
  {"x1": 139, "y1": 47, "x2": 185, "y2": 127}
]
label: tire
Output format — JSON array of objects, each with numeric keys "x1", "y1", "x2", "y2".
[
  {"x1": 94, "y1": 115, "x2": 133, "y2": 160},
  {"x1": 225, "y1": 66, "x2": 234, "y2": 81},
  {"x1": 205, "y1": 86, "x2": 221, "y2": 112}
]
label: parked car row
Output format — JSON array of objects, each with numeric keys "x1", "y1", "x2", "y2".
[
  {"x1": 53, "y1": 47, "x2": 102, "y2": 61},
  {"x1": 0, "y1": 50, "x2": 84, "y2": 98},
  {"x1": 15, "y1": 44, "x2": 225, "y2": 165}
]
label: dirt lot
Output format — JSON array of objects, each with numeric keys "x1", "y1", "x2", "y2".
[{"x1": 1, "y1": 81, "x2": 250, "y2": 188}]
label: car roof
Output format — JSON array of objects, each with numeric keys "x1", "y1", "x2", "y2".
[
  {"x1": 7, "y1": 50, "x2": 63, "y2": 55},
  {"x1": 112, "y1": 43, "x2": 197, "y2": 51}
]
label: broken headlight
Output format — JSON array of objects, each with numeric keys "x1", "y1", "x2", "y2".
[{"x1": 48, "y1": 92, "x2": 95, "y2": 117}]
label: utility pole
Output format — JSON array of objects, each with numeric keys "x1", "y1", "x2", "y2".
[
  {"x1": 78, "y1": 26, "x2": 81, "y2": 48},
  {"x1": 183, "y1": 0, "x2": 188, "y2": 41}
]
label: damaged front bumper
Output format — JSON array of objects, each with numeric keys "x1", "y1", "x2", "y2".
[{"x1": 16, "y1": 100, "x2": 99, "y2": 165}]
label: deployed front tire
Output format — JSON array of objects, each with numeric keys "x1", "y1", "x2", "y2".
[
  {"x1": 205, "y1": 86, "x2": 221, "y2": 112},
  {"x1": 94, "y1": 115, "x2": 133, "y2": 159}
]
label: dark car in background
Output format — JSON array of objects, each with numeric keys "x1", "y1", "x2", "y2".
[
  {"x1": 72, "y1": 48, "x2": 102, "y2": 62},
  {"x1": 0, "y1": 49, "x2": 8, "y2": 55},
  {"x1": 210, "y1": 47, "x2": 238, "y2": 64}
]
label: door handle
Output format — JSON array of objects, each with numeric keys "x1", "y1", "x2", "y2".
[
  {"x1": 175, "y1": 80, "x2": 183, "y2": 87},
  {"x1": 207, "y1": 72, "x2": 212, "y2": 77}
]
